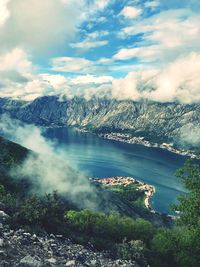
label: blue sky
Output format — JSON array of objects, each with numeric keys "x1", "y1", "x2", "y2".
[{"x1": 0, "y1": 0, "x2": 200, "y2": 103}]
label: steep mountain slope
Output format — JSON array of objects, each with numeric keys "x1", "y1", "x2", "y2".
[
  {"x1": 0, "y1": 136, "x2": 169, "y2": 226},
  {"x1": 0, "y1": 136, "x2": 31, "y2": 194},
  {"x1": 0, "y1": 137, "x2": 143, "y2": 266},
  {"x1": 0, "y1": 96, "x2": 199, "y2": 148},
  {"x1": 0, "y1": 136, "x2": 29, "y2": 164}
]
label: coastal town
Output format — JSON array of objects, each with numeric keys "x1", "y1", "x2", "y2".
[
  {"x1": 75, "y1": 128, "x2": 199, "y2": 159},
  {"x1": 98, "y1": 132, "x2": 199, "y2": 159},
  {"x1": 91, "y1": 176, "x2": 156, "y2": 211}
]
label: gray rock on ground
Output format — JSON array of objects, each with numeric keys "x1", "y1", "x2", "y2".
[
  {"x1": 0, "y1": 225, "x2": 140, "y2": 267},
  {"x1": 19, "y1": 255, "x2": 42, "y2": 267}
]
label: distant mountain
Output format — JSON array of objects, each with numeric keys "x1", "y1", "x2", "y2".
[{"x1": 0, "y1": 96, "x2": 200, "y2": 149}]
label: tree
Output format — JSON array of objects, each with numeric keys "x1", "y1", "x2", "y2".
[
  {"x1": 151, "y1": 226, "x2": 200, "y2": 267},
  {"x1": 116, "y1": 239, "x2": 147, "y2": 266},
  {"x1": 150, "y1": 161, "x2": 200, "y2": 267},
  {"x1": 173, "y1": 160, "x2": 200, "y2": 228},
  {"x1": 14, "y1": 191, "x2": 67, "y2": 233}
]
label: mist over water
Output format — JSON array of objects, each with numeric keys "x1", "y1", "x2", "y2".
[
  {"x1": 0, "y1": 115, "x2": 198, "y2": 214},
  {"x1": 0, "y1": 115, "x2": 99, "y2": 210},
  {"x1": 42, "y1": 126, "x2": 193, "y2": 214}
]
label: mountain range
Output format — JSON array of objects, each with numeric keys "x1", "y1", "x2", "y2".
[{"x1": 0, "y1": 96, "x2": 199, "y2": 149}]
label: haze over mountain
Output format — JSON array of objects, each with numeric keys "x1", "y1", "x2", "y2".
[{"x1": 0, "y1": 96, "x2": 200, "y2": 150}]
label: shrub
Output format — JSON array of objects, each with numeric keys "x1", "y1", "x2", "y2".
[
  {"x1": 7, "y1": 191, "x2": 68, "y2": 234},
  {"x1": 116, "y1": 239, "x2": 147, "y2": 266},
  {"x1": 0, "y1": 184, "x2": 17, "y2": 213},
  {"x1": 151, "y1": 226, "x2": 200, "y2": 267},
  {"x1": 65, "y1": 209, "x2": 155, "y2": 249}
]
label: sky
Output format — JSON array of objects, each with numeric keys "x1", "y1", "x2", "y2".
[{"x1": 0, "y1": 0, "x2": 200, "y2": 103}]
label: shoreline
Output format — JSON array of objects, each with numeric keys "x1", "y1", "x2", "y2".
[
  {"x1": 91, "y1": 176, "x2": 156, "y2": 212},
  {"x1": 75, "y1": 128, "x2": 199, "y2": 160}
]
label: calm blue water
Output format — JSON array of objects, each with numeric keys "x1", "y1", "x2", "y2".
[{"x1": 42, "y1": 127, "x2": 193, "y2": 214}]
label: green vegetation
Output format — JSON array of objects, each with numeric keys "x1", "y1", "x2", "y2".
[
  {"x1": 1, "y1": 136, "x2": 200, "y2": 266},
  {"x1": 1, "y1": 160, "x2": 200, "y2": 266},
  {"x1": 151, "y1": 226, "x2": 200, "y2": 267},
  {"x1": 173, "y1": 160, "x2": 200, "y2": 228},
  {"x1": 116, "y1": 240, "x2": 147, "y2": 266},
  {"x1": 0, "y1": 136, "x2": 31, "y2": 195},
  {"x1": 0, "y1": 136, "x2": 29, "y2": 166},
  {"x1": 0, "y1": 186, "x2": 74, "y2": 234},
  {"x1": 65, "y1": 209, "x2": 154, "y2": 250},
  {"x1": 150, "y1": 160, "x2": 200, "y2": 267},
  {"x1": 105, "y1": 183, "x2": 145, "y2": 208}
]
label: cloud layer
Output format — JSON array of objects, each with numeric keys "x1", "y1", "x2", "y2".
[
  {"x1": 0, "y1": 0, "x2": 85, "y2": 54},
  {"x1": 112, "y1": 53, "x2": 200, "y2": 103},
  {"x1": 1, "y1": 50, "x2": 200, "y2": 104},
  {"x1": 0, "y1": 115, "x2": 99, "y2": 209},
  {"x1": 0, "y1": 1, "x2": 199, "y2": 104}
]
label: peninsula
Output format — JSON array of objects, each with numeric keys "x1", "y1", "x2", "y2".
[{"x1": 91, "y1": 176, "x2": 156, "y2": 212}]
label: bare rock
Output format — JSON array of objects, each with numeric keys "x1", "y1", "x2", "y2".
[
  {"x1": 19, "y1": 255, "x2": 42, "y2": 267},
  {"x1": 0, "y1": 210, "x2": 9, "y2": 223},
  {"x1": 65, "y1": 260, "x2": 76, "y2": 266}
]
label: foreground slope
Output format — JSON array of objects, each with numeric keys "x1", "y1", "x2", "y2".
[{"x1": 0, "y1": 137, "x2": 152, "y2": 266}]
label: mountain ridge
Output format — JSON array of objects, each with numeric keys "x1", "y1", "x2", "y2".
[{"x1": 0, "y1": 96, "x2": 199, "y2": 149}]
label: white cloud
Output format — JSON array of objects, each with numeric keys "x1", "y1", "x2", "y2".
[
  {"x1": 0, "y1": 116, "x2": 98, "y2": 209},
  {"x1": 91, "y1": 0, "x2": 112, "y2": 12},
  {"x1": 71, "y1": 74, "x2": 113, "y2": 84},
  {"x1": 0, "y1": 0, "x2": 114, "y2": 55},
  {"x1": 0, "y1": 48, "x2": 35, "y2": 100},
  {"x1": 71, "y1": 30, "x2": 109, "y2": 50},
  {"x1": 51, "y1": 55, "x2": 110, "y2": 74},
  {"x1": 180, "y1": 125, "x2": 200, "y2": 147},
  {"x1": 20, "y1": 73, "x2": 72, "y2": 101},
  {"x1": 113, "y1": 47, "x2": 139, "y2": 60},
  {"x1": 2, "y1": 51, "x2": 200, "y2": 104},
  {"x1": 112, "y1": 69, "x2": 158, "y2": 100},
  {"x1": 98, "y1": 57, "x2": 112, "y2": 64},
  {"x1": 0, "y1": 48, "x2": 33, "y2": 75},
  {"x1": 51, "y1": 57, "x2": 95, "y2": 73},
  {"x1": 0, "y1": 1, "x2": 199, "y2": 105},
  {"x1": 40, "y1": 74, "x2": 68, "y2": 89},
  {"x1": 83, "y1": 84, "x2": 112, "y2": 100},
  {"x1": 0, "y1": 0, "x2": 10, "y2": 26},
  {"x1": 0, "y1": 0, "x2": 86, "y2": 54},
  {"x1": 1, "y1": 52, "x2": 200, "y2": 104},
  {"x1": 146, "y1": 52, "x2": 200, "y2": 103},
  {"x1": 0, "y1": 72, "x2": 70, "y2": 101},
  {"x1": 117, "y1": 9, "x2": 200, "y2": 63},
  {"x1": 0, "y1": 49, "x2": 70, "y2": 101},
  {"x1": 88, "y1": 30, "x2": 109, "y2": 39},
  {"x1": 96, "y1": 16, "x2": 108, "y2": 23},
  {"x1": 71, "y1": 40, "x2": 108, "y2": 50},
  {"x1": 144, "y1": 1, "x2": 160, "y2": 9},
  {"x1": 120, "y1": 6, "x2": 142, "y2": 19},
  {"x1": 112, "y1": 52, "x2": 200, "y2": 104},
  {"x1": 0, "y1": 50, "x2": 113, "y2": 101},
  {"x1": 113, "y1": 46, "x2": 160, "y2": 61}
]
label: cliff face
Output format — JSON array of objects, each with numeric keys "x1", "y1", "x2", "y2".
[{"x1": 0, "y1": 96, "x2": 199, "y2": 147}]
